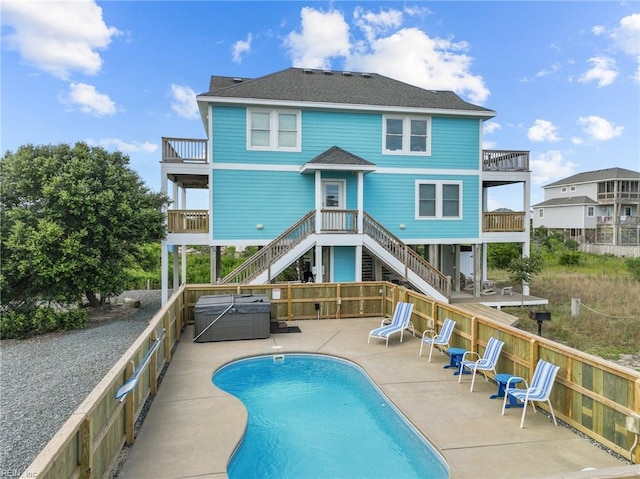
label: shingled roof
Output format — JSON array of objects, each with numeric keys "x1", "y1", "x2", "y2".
[
  {"x1": 300, "y1": 146, "x2": 376, "y2": 174},
  {"x1": 532, "y1": 196, "x2": 598, "y2": 208},
  {"x1": 200, "y1": 68, "x2": 494, "y2": 116},
  {"x1": 544, "y1": 167, "x2": 640, "y2": 188}
]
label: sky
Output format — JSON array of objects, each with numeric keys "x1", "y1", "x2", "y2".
[{"x1": 2, "y1": 0, "x2": 639, "y2": 210}]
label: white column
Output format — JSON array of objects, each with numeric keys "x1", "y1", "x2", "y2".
[
  {"x1": 355, "y1": 245, "x2": 362, "y2": 282},
  {"x1": 357, "y1": 171, "x2": 364, "y2": 233},
  {"x1": 172, "y1": 245, "x2": 179, "y2": 289},
  {"x1": 315, "y1": 246, "x2": 322, "y2": 283},
  {"x1": 161, "y1": 240, "x2": 168, "y2": 305},
  {"x1": 181, "y1": 245, "x2": 187, "y2": 286},
  {"x1": 315, "y1": 171, "x2": 322, "y2": 233},
  {"x1": 523, "y1": 181, "x2": 531, "y2": 296}
]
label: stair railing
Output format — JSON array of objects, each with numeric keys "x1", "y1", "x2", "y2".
[
  {"x1": 218, "y1": 211, "x2": 316, "y2": 284},
  {"x1": 363, "y1": 213, "x2": 451, "y2": 299}
]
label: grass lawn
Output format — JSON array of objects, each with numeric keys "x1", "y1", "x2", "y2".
[{"x1": 490, "y1": 252, "x2": 640, "y2": 366}]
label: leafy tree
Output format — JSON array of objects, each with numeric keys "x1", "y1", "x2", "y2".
[
  {"x1": 508, "y1": 248, "x2": 544, "y2": 302},
  {"x1": 1, "y1": 143, "x2": 169, "y2": 308},
  {"x1": 487, "y1": 242, "x2": 522, "y2": 270}
]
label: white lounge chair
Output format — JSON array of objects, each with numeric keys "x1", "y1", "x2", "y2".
[
  {"x1": 501, "y1": 359, "x2": 560, "y2": 428},
  {"x1": 458, "y1": 336, "x2": 504, "y2": 391},
  {"x1": 419, "y1": 318, "x2": 456, "y2": 362},
  {"x1": 368, "y1": 302, "x2": 415, "y2": 347}
]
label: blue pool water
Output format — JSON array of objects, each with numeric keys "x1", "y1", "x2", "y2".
[{"x1": 213, "y1": 354, "x2": 449, "y2": 479}]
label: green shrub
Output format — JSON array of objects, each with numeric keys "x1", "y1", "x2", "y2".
[
  {"x1": 558, "y1": 251, "x2": 582, "y2": 266},
  {"x1": 626, "y1": 257, "x2": 640, "y2": 281},
  {"x1": 488, "y1": 243, "x2": 522, "y2": 269},
  {"x1": 0, "y1": 306, "x2": 86, "y2": 339}
]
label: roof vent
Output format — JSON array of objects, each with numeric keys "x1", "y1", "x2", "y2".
[
  {"x1": 303, "y1": 69, "x2": 314, "y2": 74},
  {"x1": 323, "y1": 70, "x2": 333, "y2": 75},
  {"x1": 233, "y1": 78, "x2": 244, "y2": 83},
  {"x1": 361, "y1": 72, "x2": 371, "y2": 78},
  {"x1": 343, "y1": 71, "x2": 352, "y2": 76}
]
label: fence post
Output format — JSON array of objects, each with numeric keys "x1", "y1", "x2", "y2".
[
  {"x1": 150, "y1": 331, "x2": 158, "y2": 395},
  {"x1": 571, "y1": 298, "x2": 581, "y2": 317},
  {"x1": 79, "y1": 417, "x2": 93, "y2": 479},
  {"x1": 125, "y1": 360, "x2": 135, "y2": 445},
  {"x1": 163, "y1": 311, "x2": 172, "y2": 363}
]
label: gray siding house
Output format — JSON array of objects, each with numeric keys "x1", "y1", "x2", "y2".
[{"x1": 532, "y1": 167, "x2": 640, "y2": 246}]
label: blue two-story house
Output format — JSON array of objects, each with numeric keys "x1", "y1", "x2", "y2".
[{"x1": 160, "y1": 68, "x2": 531, "y2": 305}]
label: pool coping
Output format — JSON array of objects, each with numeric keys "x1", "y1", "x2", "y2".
[{"x1": 115, "y1": 318, "x2": 640, "y2": 479}]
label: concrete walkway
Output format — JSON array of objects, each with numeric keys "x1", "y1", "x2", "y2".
[{"x1": 117, "y1": 318, "x2": 639, "y2": 479}]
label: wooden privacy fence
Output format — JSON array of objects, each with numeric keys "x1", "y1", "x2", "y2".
[{"x1": 21, "y1": 282, "x2": 639, "y2": 478}]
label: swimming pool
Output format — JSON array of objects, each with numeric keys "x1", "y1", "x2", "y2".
[{"x1": 213, "y1": 354, "x2": 449, "y2": 479}]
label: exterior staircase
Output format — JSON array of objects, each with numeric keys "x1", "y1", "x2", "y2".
[{"x1": 219, "y1": 210, "x2": 451, "y2": 302}]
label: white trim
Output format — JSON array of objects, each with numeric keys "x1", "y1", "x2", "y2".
[
  {"x1": 246, "y1": 108, "x2": 301, "y2": 152},
  {"x1": 197, "y1": 96, "x2": 496, "y2": 118},
  {"x1": 415, "y1": 180, "x2": 463, "y2": 219},
  {"x1": 210, "y1": 164, "x2": 480, "y2": 175},
  {"x1": 382, "y1": 115, "x2": 431, "y2": 155}
]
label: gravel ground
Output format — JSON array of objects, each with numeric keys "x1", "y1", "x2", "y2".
[
  {"x1": 0, "y1": 290, "x2": 164, "y2": 477},
  {"x1": 1, "y1": 290, "x2": 637, "y2": 477}
]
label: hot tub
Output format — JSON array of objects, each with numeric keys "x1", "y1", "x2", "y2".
[{"x1": 194, "y1": 294, "x2": 271, "y2": 342}]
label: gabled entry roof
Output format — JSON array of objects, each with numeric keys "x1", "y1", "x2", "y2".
[{"x1": 300, "y1": 146, "x2": 376, "y2": 174}]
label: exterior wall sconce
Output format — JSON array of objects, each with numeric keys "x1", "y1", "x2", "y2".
[
  {"x1": 256, "y1": 224, "x2": 264, "y2": 230},
  {"x1": 399, "y1": 224, "x2": 406, "y2": 229}
]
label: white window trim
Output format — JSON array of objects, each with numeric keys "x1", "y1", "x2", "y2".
[
  {"x1": 415, "y1": 180, "x2": 462, "y2": 220},
  {"x1": 561, "y1": 187, "x2": 567, "y2": 193},
  {"x1": 383, "y1": 115, "x2": 431, "y2": 156},
  {"x1": 538, "y1": 208, "x2": 544, "y2": 218},
  {"x1": 570, "y1": 186, "x2": 576, "y2": 192},
  {"x1": 586, "y1": 206, "x2": 594, "y2": 217},
  {"x1": 247, "y1": 108, "x2": 301, "y2": 152}
]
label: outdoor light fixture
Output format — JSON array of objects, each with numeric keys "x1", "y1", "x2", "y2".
[
  {"x1": 399, "y1": 224, "x2": 406, "y2": 229},
  {"x1": 256, "y1": 224, "x2": 264, "y2": 230}
]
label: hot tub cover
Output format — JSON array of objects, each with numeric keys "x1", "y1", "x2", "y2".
[{"x1": 194, "y1": 294, "x2": 271, "y2": 315}]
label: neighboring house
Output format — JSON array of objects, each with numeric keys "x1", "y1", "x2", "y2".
[
  {"x1": 160, "y1": 68, "x2": 531, "y2": 304},
  {"x1": 532, "y1": 168, "x2": 640, "y2": 246}
]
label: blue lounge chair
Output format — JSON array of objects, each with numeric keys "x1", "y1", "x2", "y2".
[
  {"x1": 458, "y1": 336, "x2": 505, "y2": 392},
  {"x1": 368, "y1": 302, "x2": 415, "y2": 347},
  {"x1": 501, "y1": 359, "x2": 560, "y2": 428},
  {"x1": 419, "y1": 318, "x2": 456, "y2": 362}
]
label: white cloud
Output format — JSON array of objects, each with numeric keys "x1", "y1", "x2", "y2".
[
  {"x1": 483, "y1": 122, "x2": 501, "y2": 134},
  {"x1": 284, "y1": 7, "x2": 350, "y2": 69},
  {"x1": 353, "y1": 6, "x2": 403, "y2": 44},
  {"x1": 610, "y1": 13, "x2": 640, "y2": 56},
  {"x1": 592, "y1": 25, "x2": 605, "y2": 36},
  {"x1": 571, "y1": 137, "x2": 584, "y2": 145},
  {"x1": 1, "y1": 0, "x2": 120, "y2": 80},
  {"x1": 527, "y1": 120, "x2": 560, "y2": 142},
  {"x1": 283, "y1": 6, "x2": 490, "y2": 104},
  {"x1": 578, "y1": 56, "x2": 618, "y2": 87},
  {"x1": 170, "y1": 84, "x2": 199, "y2": 120},
  {"x1": 232, "y1": 33, "x2": 252, "y2": 63},
  {"x1": 530, "y1": 150, "x2": 577, "y2": 186},
  {"x1": 90, "y1": 138, "x2": 158, "y2": 153},
  {"x1": 578, "y1": 115, "x2": 624, "y2": 141},
  {"x1": 63, "y1": 83, "x2": 116, "y2": 116}
]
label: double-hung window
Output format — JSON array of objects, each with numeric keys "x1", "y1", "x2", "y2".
[
  {"x1": 248, "y1": 109, "x2": 301, "y2": 151},
  {"x1": 384, "y1": 116, "x2": 430, "y2": 155},
  {"x1": 416, "y1": 181, "x2": 461, "y2": 219}
]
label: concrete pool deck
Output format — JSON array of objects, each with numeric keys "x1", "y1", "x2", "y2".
[{"x1": 116, "y1": 318, "x2": 640, "y2": 479}]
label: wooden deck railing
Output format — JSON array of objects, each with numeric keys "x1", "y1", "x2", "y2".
[
  {"x1": 218, "y1": 211, "x2": 316, "y2": 284},
  {"x1": 20, "y1": 282, "x2": 639, "y2": 479},
  {"x1": 167, "y1": 210, "x2": 209, "y2": 233},
  {"x1": 482, "y1": 150, "x2": 529, "y2": 172},
  {"x1": 483, "y1": 211, "x2": 526, "y2": 232},
  {"x1": 162, "y1": 137, "x2": 207, "y2": 163},
  {"x1": 321, "y1": 209, "x2": 358, "y2": 233},
  {"x1": 597, "y1": 216, "x2": 640, "y2": 226},
  {"x1": 364, "y1": 213, "x2": 451, "y2": 299}
]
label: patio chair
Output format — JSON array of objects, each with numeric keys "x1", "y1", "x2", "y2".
[
  {"x1": 368, "y1": 302, "x2": 415, "y2": 347},
  {"x1": 460, "y1": 273, "x2": 474, "y2": 290},
  {"x1": 419, "y1": 318, "x2": 456, "y2": 362},
  {"x1": 501, "y1": 359, "x2": 560, "y2": 428},
  {"x1": 458, "y1": 336, "x2": 504, "y2": 391}
]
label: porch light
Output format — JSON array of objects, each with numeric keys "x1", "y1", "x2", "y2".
[
  {"x1": 256, "y1": 224, "x2": 264, "y2": 230},
  {"x1": 399, "y1": 224, "x2": 406, "y2": 229}
]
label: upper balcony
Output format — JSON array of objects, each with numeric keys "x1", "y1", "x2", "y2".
[
  {"x1": 482, "y1": 150, "x2": 529, "y2": 172},
  {"x1": 162, "y1": 137, "x2": 207, "y2": 163}
]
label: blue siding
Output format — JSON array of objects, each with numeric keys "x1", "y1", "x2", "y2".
[
  {"x1": 333, "y1": 247, "x2": 356, "y2": 282},
  {"x1": 364, "y1": 173, "x2": 479, "y2": 239},
  {"x1": 212, "y1": 170, "x2": 314, "y2": 240},
  {"x1": 212, "y1": 106, "x2": 480, "y2": 171},
  {"x1": 210, "y1": 105, "x2": 482, "y2": 241}
]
